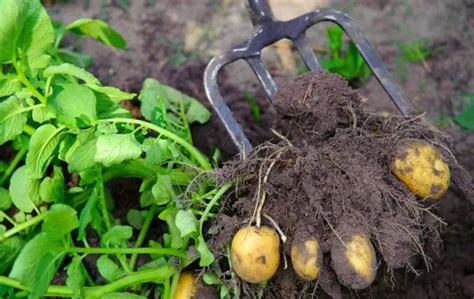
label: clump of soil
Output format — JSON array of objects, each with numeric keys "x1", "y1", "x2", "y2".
[{"x1": 209, "y1": 71, "x2": 473, "y2": 298}]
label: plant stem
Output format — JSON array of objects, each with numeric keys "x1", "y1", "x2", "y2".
[
  {"x1": 0, "y1": 212, "x2": 47, "y2": 242},
  {"x1": 12, "y1": 60, "x2": 47, "y2": 104},
  {"x1": 0, "y1": 147, "x2": 28, "y2": 186},
  {"x1": 129, "y1": 204, "x2": 158, "y2": 270},
  {"x1": 199, "y1": 183, "x2": 232, "y2": 228},
  {"x1": 23, "y1": 124, "x2": 36, "y2": 136},
  {"x1": 168, "y1": 271, "x2": 181, "y2": 299},
  {"x1": 0, "y1": 147, "x2": 27, "y2": 186},
  {"x1": 65, "y1": 246, "x2": 188, "y2": 258},
  {"x1": 96, "y1": 166, "x2": 111, "y2": 230},
  {"x1": 163, "y1": 276, "x2": 171, "y2": 299},
  {"x1": 98, "y1": 118, "x2": 211, "y2": 170},
  {"x1": 0, "y1": 211, "x2": 17, "y2": 227},
  {"x1": 0, "y1": 264, "x2": 175, "y2": 298}
]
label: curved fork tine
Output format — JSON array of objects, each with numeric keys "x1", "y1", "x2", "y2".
[
  {"x1": 303, "y1": 9, "x2": 413, "y2": 116},
  {"x1": 204, "y1": 53, "x2": 253, "y2": 157}
]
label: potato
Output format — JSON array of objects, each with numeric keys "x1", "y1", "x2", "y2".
[
  {"x1": 391, "y1": 141, "x2": 450, "y2": 199},
  {"x1": 231, "y1": 226, "x2": 280, "y2": 283},
  {"x1": 291, "y1": 237, "x2": 322, "y2": 280},
  {"x1": 331, "y1": 231, "x2": 377, "y2": 289},
  {"x1": 174, "y1": 272, "x2": 197, "y2": 299},
  {"x1": 174, "y1": 272, "x2": 218, "y2": 299}
]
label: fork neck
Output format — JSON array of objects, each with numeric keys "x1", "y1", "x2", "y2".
[{"x1": 246, "y1": 0, "x2": 275, "y2": 26}]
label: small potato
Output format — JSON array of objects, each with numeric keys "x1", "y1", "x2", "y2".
[
  {"x1": 291, "y1": 237, "x2": 322, "y2": 280},
  {"x1": 174, "y1": 272, "x2": 218, "y2": 299},
  {"x1": 331, "y1": 231, "x2": 377, "y2": 289},
  {"x1": 174, "y1": 272, "x2": 197, "y2": 299},
  {"x1": 391, "y1": 141, "x2": 450, "y2": 199},
  {"x1": 231, "y1": 226, "x2": 280, "y2": 283}
]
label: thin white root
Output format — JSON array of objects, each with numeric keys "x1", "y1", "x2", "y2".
[
  {"x1": 271, "y1": 129, "x2": 294, "y2": 147},
  {"x1": 264, "y1": 213, "x2": 287, "y2": 244},
  {"x1": 256, "y1": 152, "x2": 282, "y2": 227}
]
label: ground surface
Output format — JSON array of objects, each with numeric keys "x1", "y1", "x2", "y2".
[{"x1": 47, "y1": 0, "x2": 474, "y2": 298}]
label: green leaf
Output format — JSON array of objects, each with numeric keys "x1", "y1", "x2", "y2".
[
  {"x1": 9, "y1": 166, "x2": 40, "y2": 213},
  {"x1": 65, "y1": 19, "x2": 127, "y2": 49},
  {"x1": 0, "y1": 0, "x2": 23, "y2": 63},
  {"x1": 454, "y1": 105, "x2": 474, "y2": 130},
  {"x1": 158, "y1": 208, "x2": 184, "y2": 249},
  {"x1": 139, "y1": 78, "x2": 210, "y2": 125},
  {"x1": 0, "y1": 75, "x2": 21, "y2": 97},
  {"x1": 102, "y1": 225, "x2": 133, "y2": 247},
  {"x1": 77, "y1": 188, "x2": 101, "y2": 240},
  {"x1": 0, "y1": 96, "x2": 27, "y2": 145},
  {"x1": 151, "y1": 175, "x2": 174, "y2": 205},
  {"x1": 86, "y1": 84, "x2": 136, "y2": 103},
  {"x1": 0, "y1": 187, "x2": 12, "y2": 211},
  {"x1": 202, "y1": 272, "x2": 220, "y2": 285},
  {"x1": 42, "y1": 204, "x2": 79, "y2": 240},
  {"x1": 196, "y1": 235, "x2": 214, "y2": 266},
  {"x1": 126, "y1": 209, "x2": 143, "y2": 230},
  {"x1": 66, "y1": 256, "x2": 85, "y2": 299},
  {"x1": 50, "y1": 83, "x2": 97, "y2": 127},
  {"x1": 0, "y1": 236, "x2": 24, "y2": 275},
  {"x1": 65, "y1": 129, "x2": 97, "y2": 173},
  {"x1": 39, "y1": 166, "x2": 64, "y2": 203},
  {"x1": 25, "y1": 124, "x2": 64, "y2": 179},
  {"x1": 97, "y1": 255, "x2": 124, "y2": 282},
  {"x1": 17, "y1": 0, "x2": 55, "y2": 71},
  {"x1": 9, "y1": 233, "x2": 64, "y2": 298},
  {"x1": 175, "y1": 210, "x2": 198, "y2": 238},
  {"x1": 44, "y1": 63, "x2": 100, "y2": 85},
  {"x1": 57, "y1": 49, "x2": 92, "y2": 69},
  {"x1": 95, "y1": 134, "x2": 142, "y2": 167},
  {"x1": 32, "y1": 104, "x2": 56, "y2": 123},
  {"x1": 142, "y1": 138, "x2": 173, "y2": 166}
]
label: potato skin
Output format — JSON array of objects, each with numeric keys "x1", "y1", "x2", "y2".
[
  {"x1": 174, "y1": 272, "x2": 197, "y2": 299},
  {"x1": 331, "y1": 233, "x2": 377, "y2": 289},
  {"x1": 291, "y1": 238, "x2": 322, "y2": 280},
  {"x1": 391, "y1": 142, "x2": 450, "y2": 199},
  {"x1": 231, "y1": 226, "x2": 280, "y2": 283}
]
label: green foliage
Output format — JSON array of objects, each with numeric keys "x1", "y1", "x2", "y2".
[
  {"x1": 0, "y1": 2, "x2": 229, "y2": 298},
  {"x1": 321, "y1": 26, "x2": 371, "y2": 85}
]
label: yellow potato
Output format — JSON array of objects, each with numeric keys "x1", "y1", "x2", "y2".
[
  {"x1": 291, "y1": 238, "x2": 322, "y2": 280},
  {"x1": 331, "y1": 233, "x2": 377, "y2": 289},
  {"x1": 231, "y1": 226, "x2": 280, "y2": 283},
  {"x1": 174, "y1": 272, "x2": 197, "y2": 299},
  {"x1": 391, "y1": 142, "x2": 450, "y2": 199}
]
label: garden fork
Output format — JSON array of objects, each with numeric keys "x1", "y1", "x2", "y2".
[{"x1": 204, "y1": 0, "x2": 412, "y2": 156}]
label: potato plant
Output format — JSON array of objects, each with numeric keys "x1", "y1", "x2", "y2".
[{"x1": 0, "y1": 1, "x2": 230, "y2": 298}]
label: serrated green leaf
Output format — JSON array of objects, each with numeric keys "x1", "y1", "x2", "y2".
[
  {"x1": 44, "y1": 63, "x2": 100, "y2": 85},
  {"x1": 151, "y1": 175, "x2": 174, "y2": 205},
  {"x1": 196, "y1": 235, "x2": 214, "y2": 266},
  {"x1": 158, "y1": 208, "x2": 184, "y2": 249},
  {"x1": 97, "y1": 255, "x2": 123, "y2": 282},
  {"x1": 9, "y1": 166, "x2": 40, "y2": 213},
  {"x1": 0, "y1": 96, "x2": 27, "y2": 145},
  {"x1": 0, "y1": 75, "x2": 21, "y2": 97},
  {"x1": 26, "y1": 124, "x2": 64, "y2": 179},
  {"x1": 50, "y1": 83, "x2": 97, "y2": 127},
  {"x1": 0, "y1": 187, "x2": 12, "y2": 211},
  {"x1": 66, "y1": 256, "x2": 85, "y2": 299},
  {"x1": 86, "y1": 84, "x2": 135, "y2": 103},
  {"x1": 65, "y1": 129, "x2": 97, "y2": 173},
  {"x1": 42, "y1": 204, "x2": 78, "y2": 240},
  {"x1": 95, "y1": 134, "x2": 142, "y2": 167},
  {"x1": 0, "y1": 236, "x2": 24, "y2": 275},
  {"x1": 9, "y1": 233, "x2": 64, "y2": 298},
  {"x1": 39, "y1": 166, "x2": 64, "y2": 203},
  {"x1": 126, "y1": 209, "x2": 143, "y2": 230},
  {"x1": 175, "y1": 210, "x2": 198, "y2": 238},
  {"x1": 102, "y1": 225, "x2": 133, "y2": 247},
  {"x1": 454, "y1": 105, "x2": 474, "y2": 130},
  {"x1": 65, "y1": 19, "x2": 127, "y2": 49}
]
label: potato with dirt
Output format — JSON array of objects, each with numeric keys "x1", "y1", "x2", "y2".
[
  {"x1": 231, "y1": 226, "x2": 280, "y2": 283},
  {"x1": 391, "y1": 140, "x2": 450, "y2": 199},
  {"x1": 174, "y1": 272, "x2": 218, "y2": 299},
  {"x1": 290, "y1": 235, "x2": 322, "y2": 281}
]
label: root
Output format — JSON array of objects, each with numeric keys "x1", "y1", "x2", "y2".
[{"x1": 263, "y1": 213, "x2": 287, "y2": 244}]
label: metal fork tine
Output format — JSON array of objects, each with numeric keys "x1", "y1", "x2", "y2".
[
  {"x1": 293, "y1": 35, "x2": 321, "y2": 72},
  {"x1": 247, "y1": 56, "x2": 278, "y2": 102}
]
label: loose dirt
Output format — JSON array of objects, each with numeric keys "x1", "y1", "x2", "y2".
[{"x1": 209, "y1": 71, "x2": 473, "y2": 298}]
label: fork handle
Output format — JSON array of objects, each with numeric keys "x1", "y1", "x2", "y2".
[{"x1": 246, "y1": 0, "x2": 274, "y2": 26}]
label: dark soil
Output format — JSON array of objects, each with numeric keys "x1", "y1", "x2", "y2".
[{"x1": 209, "y1": 71, "x2": 473, "y2": 298}]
